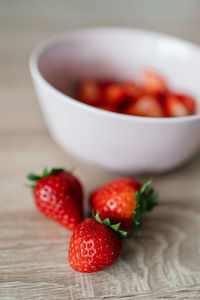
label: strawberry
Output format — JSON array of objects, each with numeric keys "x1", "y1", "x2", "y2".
[
  {"x1": 164, "y1": 93, "x2": 196, "y2": 117},
  {"x1": 103, "y1": 83, "x2": 126, "y2": 106},
  {"x1": 77, "y1": 79, "x2": 101, "y2": 106},
  {"x1": 68, "y1": 212, "x2": 126, "y2": 273},
  {"x1": 142, "y1": 70, "x2": 167, "y2": 95},
  {"x1": 164, "y1": 94, "x2": 191, "y2": 117},
  {"x1": 124, "y1": 96, "x2": 165, "y2": 117},
  {"x1": 27, "y1": 168, "x2": 83, "y2": 231},
  {"x1": 180, "y1": 94, "x2": 196, "y2": 114},
  {"x1": 123, "y1": 81, "x2": 145, "y2": 100},
  {"x1": 98, "y1": 79, "x2": 116, "y2": 92},
  {"x1": 90, "y1": 178, "x2": 158, "y2": 230}
]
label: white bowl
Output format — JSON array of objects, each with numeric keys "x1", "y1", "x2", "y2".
[{"x1": 30, "y1": 28, "x2": 200, "y2": 174}]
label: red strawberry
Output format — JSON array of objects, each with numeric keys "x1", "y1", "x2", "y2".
[
  {"x1": 164, "y1": 93, "x2": 196, "y2": 117},
  {"x1": 103, "y1": 83, "x2": 126, "y2": 106},
  {"x1": 27, "y1": 168, "x2": 83, "y2": 231},
  {"x1": 77, "y1": 79, "x2": 101, "y2": 106},
  {"x1": 90, "y1": 178, "x2": 158, "y2": 230},
  {"x1": 98, "y1": 79, "x2": 116, "y2": 92},
  {"x1": 124, "y1": 96, "x2": 165, "y2": 118},
  {"x1": 180, "y1": 94, "x2": 196, "y2": 114},
  {"x1": 142, "y1": 70, "x2": 167, "y2": 95},
  {"x1": 164, "y1": 94, "x2": 190, "y2": 117},
  {"x1": 123, "y1": 81, "x2": 145, "y2": 100},
  {"x1": 68, "y1": 213, "x2": 126, "y2": 273}
]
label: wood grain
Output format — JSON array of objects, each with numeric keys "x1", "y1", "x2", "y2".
[{"x1": 1, "y1": 1, "x2": 200, "y2": 299}]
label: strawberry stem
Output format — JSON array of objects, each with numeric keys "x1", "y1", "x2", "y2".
[
  {"x1": 93, "y1": 211, "x2": 127, "y2": 240},
  {"x1": 133, "y1": 180, "x2": 158, "y2": 234}
]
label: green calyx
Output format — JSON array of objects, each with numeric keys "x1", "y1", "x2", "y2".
[
  {"x1": 93, "y1": 211, "x2": 127, "y2": 240},
  {"x1": 133, "y1": 180, "x2": 158, "y2": 233},
  {"x1": 26, "y1": 167, "x2": 65, "y2": 189}
]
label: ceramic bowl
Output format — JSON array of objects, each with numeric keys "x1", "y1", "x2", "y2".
[{"x1": 30, "y1": 28, "x2": 200, "y2": 173}]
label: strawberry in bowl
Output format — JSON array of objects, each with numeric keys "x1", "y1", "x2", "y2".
[
  {"x1": 76, "y1": 70, "x2": 196, "y2": 118},
  {"x1": 30, "y1": 28, "x2": 200, "y2": 173}
]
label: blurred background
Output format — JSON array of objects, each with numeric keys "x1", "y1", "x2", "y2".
[{"x1": 1, "y1": 0, "x2": 200, "y2": 135}]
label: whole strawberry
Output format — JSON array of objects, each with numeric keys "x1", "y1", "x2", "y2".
[
  {"x1": 27, "y1": 168, "x2": 83, "y2": 230},
  {"x1": 68, "y1": 213, "x2": 126, "y2": 273},
  {"x1": 90, "y1": 178, "x2": 158, "y2": 230}
]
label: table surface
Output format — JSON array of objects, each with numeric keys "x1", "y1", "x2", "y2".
[{"x1": 1, "y1": 1, "x2": 200, "y2": 299}]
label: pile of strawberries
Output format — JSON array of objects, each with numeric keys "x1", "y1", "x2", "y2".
[
  {"x1": 27, "y1": 168, "x2": 158, "y2": 273},
  {"x1": 76, "y1": 70, "x2": 196, "y2": 118}
]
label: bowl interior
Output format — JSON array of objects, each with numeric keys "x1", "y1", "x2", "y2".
[{"x1": 37, "y1": 28, "x2": 200, "y2": 112}]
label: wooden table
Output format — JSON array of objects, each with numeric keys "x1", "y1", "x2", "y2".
[{"x1": 1, "y1": 1, "x2": 200, "y2": 299}]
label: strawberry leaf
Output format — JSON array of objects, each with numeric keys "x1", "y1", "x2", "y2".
[
  {"x1": 51, "y1": 168, "x2": 66, "y2": 175},
  {"x1": 94, "y1": 211, "x2": 127, "y2": 240},
  {"x1": 118, "y1": 230, "x2": 128, "y2": 239},
  {"x1": 27, "y1": 173, "x2": 41, "y2": 181},
  {"x1": 110, "y1": 223, "x2": 120, "y2": 231},
  {"x1": 103, "y1": 218, "x2": 111, "y2": 226},
  {"x1": 42, "y1": 167, "x2": 49, "y2": 177},
  {"x1": 95, "y1": 211, "x2": 103, "y2": 224},
  {"x1": 133, "y1": 180, "x2": 158, "y2": 234}
]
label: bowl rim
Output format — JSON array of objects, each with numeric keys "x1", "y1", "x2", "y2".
[{"x1": 29, "y1": 26, "x2": 200, "y2": 123}]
